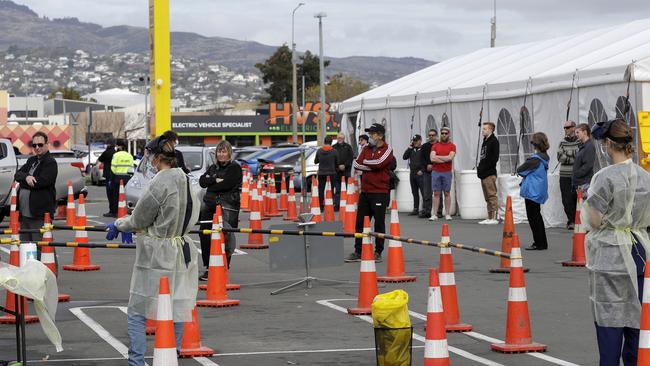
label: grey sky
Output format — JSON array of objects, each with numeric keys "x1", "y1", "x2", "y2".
[{"x1": 14, "y1": 0, "x2": 650, "y2": 61}]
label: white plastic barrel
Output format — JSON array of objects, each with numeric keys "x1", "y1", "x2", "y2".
[
  {"x1": 457, "y1": 170, "x2": 488, "y2": 220},
  {"x1": 395, "y1": 168, "x2": 413, "y2": 212}
]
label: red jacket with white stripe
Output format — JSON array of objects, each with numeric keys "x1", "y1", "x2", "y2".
[{"x1": 353, "y1": 143, "x2": 393, "y2": 194}]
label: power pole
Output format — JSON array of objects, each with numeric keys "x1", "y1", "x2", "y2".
[
  {"x1": 315, "y1": 12, "x2": 327, "y2": 145},
  {"x1": 292, "y1": 3, "x2": 305, "y2": 144},
  {"x1": 490, "y1": 0, "x2": 497, "y2": 48}
]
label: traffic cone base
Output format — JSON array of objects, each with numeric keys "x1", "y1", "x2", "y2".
[
  {"x1": 347, "y1": 307, "x2": 372, "y2": 315},
  {"x1": 0, "y1": 313, "x2": 39, "y2": 324},
  {"x1": 63, "y1": 262, "x2": 101, "y2": 271},
  {"x1": 562, "y1": 261, "x2": 586, "y2": 267},
  {"x1": 199, "y1": 283, "x2": 240, "y2": 291},
  {"x1": 489, "y1": 267, "x2": 530, "y2": 274},
  {"x1": 180, "y1": 345, "x2": 215, "y2": 358},
  {"x1": 58, "y1": 294, "x2": 71, "y2": 302},
  {"x1": 491, "y1": 342, "x2": 547, "y2": 354},
  {"x1": 196, "y1": 298, "x2": 240, "y2": 308},
  {"x1": 446, "y1": 323, "x2": 473, "y2": 332},
  {"x1": 377, "y1": 275, "x2": 417, "y2": 283}
]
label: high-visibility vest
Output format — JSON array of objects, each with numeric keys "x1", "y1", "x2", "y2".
[{"x1": 111, "y1": 151, "x2": 134, "y2": 175}]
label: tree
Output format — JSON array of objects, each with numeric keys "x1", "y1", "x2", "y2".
[
  {"x1": 305, "y1": 74, "x2": 370, "y2": 103},
  {"x1": 255, "y1": 46, "x2": 330, "y2": 103},
  {"x1": 48, "y1": 87, "x2": 83, "y2": 100}
]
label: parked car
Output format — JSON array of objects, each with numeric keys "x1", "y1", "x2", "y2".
[
  {"x1": 125, "y1": 145, "x2": 215, "y2": 212},
  {"x1": 232, "y1": 146, "x2": 267, "y2": 161},
  {"x1": 237, "y1": 147, "x2": 302, "y2": 178},
  {"x1": 0, "y1": 140, "x2": 87, "y2": 222},
  {"x1": 260, "y1": 148, "x2": 316, "y2": 191}
]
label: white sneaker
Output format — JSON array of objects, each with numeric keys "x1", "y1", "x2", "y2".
[
  {"x1": 484, "y1": 219, "x2": 499, "y2": 225},
  {"x1": 428, "y1": 215, "x2": 438, "y2": 221},
  {"x1": 445, "y1": 215, "x2": 452, "y2": 221},
  {"x1": 478, "y1": 219, "x2": 490, "y2": 224}
]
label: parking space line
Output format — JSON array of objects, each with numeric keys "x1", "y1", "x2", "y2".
[
  {"x1": 70, "y1": 306, "x2": 150, "y2": 366},
  {"x1": 407, "y1": 310, "x2": 580, "y2": 366},
  {"x1": 317, "y1": 299, "x2": 505, "y2": 366}
]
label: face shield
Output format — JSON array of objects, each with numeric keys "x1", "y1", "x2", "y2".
[
  {"x1": 141, "y1": 136, "x2": 169, "y2": 178},
  {"x1": 592, "y1": 121, "x2": 614, "y2": 171}
]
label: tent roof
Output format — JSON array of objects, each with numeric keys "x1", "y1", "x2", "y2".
[{"x1": 340, "y1": 19, "x2": 650, "y2": 113}]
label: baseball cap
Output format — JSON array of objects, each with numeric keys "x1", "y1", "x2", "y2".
[
  {"x1": 365, "y1": 123, "x2": 385, "y2": 134},
  {"x1": 412, "y1": 134, "x2": 422, "y2": 141}
]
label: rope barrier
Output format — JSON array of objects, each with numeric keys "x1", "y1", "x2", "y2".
[{"x1": 1, "y1": 225, "x2": 512, "y2": 259}]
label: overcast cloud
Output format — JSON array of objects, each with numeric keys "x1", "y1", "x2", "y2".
[{"x1": 14, "y1": 0, "x2": 650, "y2": 61}]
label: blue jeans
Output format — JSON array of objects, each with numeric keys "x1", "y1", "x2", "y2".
[{"x1": 127, "y1": 313, "x2": 184, "y2": 366}]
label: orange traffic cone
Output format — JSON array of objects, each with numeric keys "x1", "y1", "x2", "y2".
[
  {"x1": 241, "y1": 169, "x2": 251, "y2": 212},
  {"x1": 378, "y1": 199, "x2": 416, "y2": 283},
  {"x1": 491, "y1": 233, "x2": 546, "y2": 353},
  {"x1": 117, "y1": 180, "x2": 127, "y2": 218},
  {"x1": 241, "y1": 188, "x2": 268, "y2": 249},
  {"x1": 9, "y1": 182, "x2": 19, "y2": 240},
  {"x1": 344, "y1": 177, "x2": 357, "y2": 233},
  {"x1": 0, "y1": 241, "x2": 39, "y2": 324},
  {"x1": 258, "y1": 180, "x2": 269, "y2": 221},
  {"x1": 266, "y1": 174, "x2": 282, "y2": 218},
  {"x1": 200, "y1": 208, "x2": 239, "y2": 291},
  {"x1": 424, "y1": 268, "x2": 450, "y2": 366},
  {"x1": 638, "y1": 260, "x2": 650, "y2": 364},
  {"x1": 179, "y1": 306, "x2": 214, "y2": 357},
  {"x1": 562, "y1": 190, "x2": 586, "y2": 267},
  {"x1": 152, "y1": 276, "x2": 178, "y2": 365},
  {"x1": 347, "y1": 217, "x2": 378, "y2": 315},
  {"x1": 284, "y1": 175, "x2": 298, "y2": 221},
  {"x1": 65, "y1": 180, "x2": 76, "y2": 226},
  {"x1": 279, "y1": 172, "x2": 288, "y2": 212},
  {"x1": 490, "y1": 196, "x2": 528, "y2": 273},
  {"x1": 310, "y1": 176, "x2": 322, "y2": 223},
  {"x1": 438, "y1": 224, "x2": 472, "y2": 332},
  {"x1": 323, "y1": 176, "x2": 336, "y2": 222},
  {"x1": 338, "y1": 176, "x2": 347, "y2": 223},
  {"x1": 63, "y1": 195, "x2": 101, "y2": 271},
  {"x1": 197, "y1": 213, "x2": 240, "y2": 308},
  {"x1": 41, "y1": 213, "x2": 71, "y2": 302}
]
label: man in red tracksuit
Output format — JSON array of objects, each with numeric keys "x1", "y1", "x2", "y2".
[{"x1": 345, "y1": 123, "x2": 394, "y2": 262}]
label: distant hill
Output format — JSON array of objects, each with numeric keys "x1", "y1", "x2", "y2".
[{"x1": 0, "y1": 0, "x2": 434, "y2": 84}]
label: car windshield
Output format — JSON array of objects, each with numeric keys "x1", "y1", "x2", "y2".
[
  {"x1": 239, "y1": 149, "x2": 271, "y2": 161},
  {"x1": 275, "y1": 150, "x2": 305, "y2": 164},
  {"x1": 183, "y1": 152, "x2": 203, "y2": 171}
]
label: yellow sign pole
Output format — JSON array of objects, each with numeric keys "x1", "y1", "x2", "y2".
[{"x1": 149, "y1": 0, "x2": 171, "y2": 138}]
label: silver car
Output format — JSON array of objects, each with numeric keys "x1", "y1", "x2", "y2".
[{"x1": 125, "y1": 145, "x2": 215, "y2": 211}]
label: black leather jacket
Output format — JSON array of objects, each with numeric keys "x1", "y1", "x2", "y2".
[{"x1": 199, "y1": 161, "x2": 242, "y2": 210}]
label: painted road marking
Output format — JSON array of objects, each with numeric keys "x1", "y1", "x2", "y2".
[
  {"x1": 407, "y1": 310, "x2": 581, "y2": 366},
  {"x1": 317, "y1": 299, "x2": 505, "y2": 366},
  {"x1": 26, "y1": 346, "x2": 427, "y2": 363}
]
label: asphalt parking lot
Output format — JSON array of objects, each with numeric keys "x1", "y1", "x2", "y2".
[{"x1": 0, "y1": 185, "x2": 596, "y2": 365}]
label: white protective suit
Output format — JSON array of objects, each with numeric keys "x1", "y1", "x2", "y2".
[
  {"x1": 116, "y1": 168, "x2": 200, "y2": 323},
  {"x1": 581, "y1": 159, "x2": 650, "y2": 328},
  {"x1": 0, "y1": 259, "x2": 62, "y2": 351}
]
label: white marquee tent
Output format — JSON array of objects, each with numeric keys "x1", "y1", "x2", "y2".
[{"x1": 339, "y1": 19, "x2": 650, "y2": 226}]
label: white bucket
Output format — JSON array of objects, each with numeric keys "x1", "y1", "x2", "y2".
[
  {"x1": 457, "y1": 170, "x2": 488, "y2": 220},
  {"x1": 395, "y1": 168, "x2": 413, "y2": 212},
  {"x1": 20, "y1": 242, "x2": 38, "y2": 266}
]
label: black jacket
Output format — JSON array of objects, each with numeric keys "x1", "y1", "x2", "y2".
[
  {"x1": 175, "y1": 149, "x2": 190, "y2": 174},
  {"x1": 97, "y1": 147, "x2": 115, "y2": 179},
  {"x1": 572, "y1": 138, "x2": 595, "y2": 186},
  {"x1": 199, "y1": 161, "x2": 242, "y2": 210},
  {"x1": 315, "y1": 146, "x2": 339, "y2": 176},
  {"x1": 14, "y1": 152, "x2": 58, "y2": 218},
  {"x1": 419, "y1": 141, "x2": 434, "y2": 171},
  {"x1": 403, "y1": 146, "x2": 424, "y2": 173},
  {"x1": 477, "y1": 134, "x2": 500, "y2": 179},
  {"x1": 333, "y1": 142, "x2": 354, "y2": 176}
]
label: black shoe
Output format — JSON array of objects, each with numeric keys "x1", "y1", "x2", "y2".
[
  {"x1": 567, "y1": 223, "x2": 575, "y2": 230},
  {"x1": 345, "y1": 252, "x2": 361, "y2": 262},
  {"x1": 199, "y1": 271, "x2": 209, "y2": 281},
  {"x1": 408, "y1": 211, "x2": 419, "y2": 216},
  {"x1": 525, "y1": 244, "x2": 539, "y2": 251},
  {"x1": 374, "y1": 252, "x2": 382, "y2": 262},
  {"x1": 103, "y1": 212, "x2": 116, "y2": 218},
  {"x1": 418, "y1": 214, "x2": 431, "y2": 219}
]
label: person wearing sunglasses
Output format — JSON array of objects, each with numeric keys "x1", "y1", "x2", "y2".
[
  {"x1": 557, "y1": 120, "x2": 580, "y2": 230},
  {"x1": 14, "y1": 131, "x2": 58, "y2": 265}
]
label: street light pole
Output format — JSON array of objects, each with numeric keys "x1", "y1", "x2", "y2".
[
  {"x1": 292, "y1": 2, "x2": 305, "y2": 144},
  {"x1": 490, "y1": 0, "x2": 497, "y2": 47},
  {"x1": 139, "y1": 76, "x2": 149, "y2": 142},
  {"x1": 314, "y1": 12, "x2": 327, "y2": 145}
]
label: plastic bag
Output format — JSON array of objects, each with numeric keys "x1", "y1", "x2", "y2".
[{"x1": 372, "y1": 289, "x2": 410, "y2": 328}]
